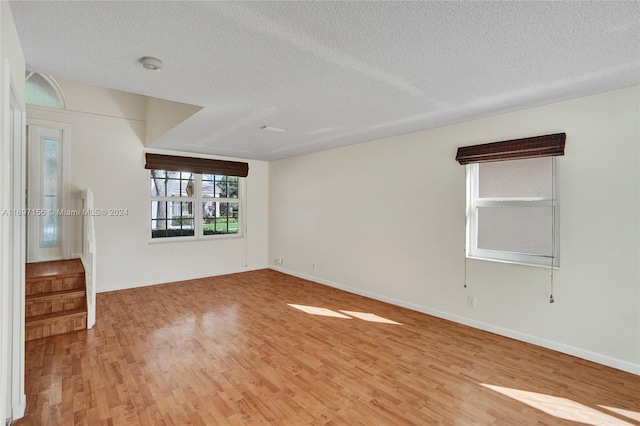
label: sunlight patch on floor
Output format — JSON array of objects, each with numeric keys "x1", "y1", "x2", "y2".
[
  {"x1": 599, "y1": 406, "x2": 640, "y2": 422},
  {"x1": 286, "y1": 304, "x2": 401, "y2": 324},
  {"x1": 339, "y1": 310, "x2": 402, "y2": 325},
  {"x1": 481, "y1": 384, "x2": 632, "y2": 426},
  {"x1": 287, "y1": 304, "x2": 351, "y2": 318}
]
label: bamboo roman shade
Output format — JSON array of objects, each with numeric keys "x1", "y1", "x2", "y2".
[
  {"x1": 455, "y1": 133, "x2": 566, "y2": 165},
  {"x1": 144, "y1": 153, "x2": 249, "y2": 177}
]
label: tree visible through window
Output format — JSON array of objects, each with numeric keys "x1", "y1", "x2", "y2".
[
  {"x1": 150, "y1": 170, "x2": 240, "y2": 239},
  {"x1": 201, "y1": 174, "x2": 239, "y2": 235}
]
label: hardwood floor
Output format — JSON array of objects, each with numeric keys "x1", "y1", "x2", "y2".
[{"x1": 15, "y1": 269, "x2": 640, "y2": 425}]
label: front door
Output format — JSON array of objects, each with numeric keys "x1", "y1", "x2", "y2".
[{"x1": 27, "y1": 122, "x2": 69, "y2": 262}]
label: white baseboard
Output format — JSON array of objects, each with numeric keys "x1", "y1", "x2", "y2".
[
  {"x1": 270, "y1": 266, "x2": 640, "y2": 376},
  {"x1": 97, "y1": 264, "x2": 268, "y2": 293},
  {"x1": 11, "y1": 395, "x2": 25, "y2": 421}
]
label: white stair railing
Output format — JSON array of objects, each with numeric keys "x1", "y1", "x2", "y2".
[{"x1": 81, "y1": 189, "x2": 96, "y2": 329}]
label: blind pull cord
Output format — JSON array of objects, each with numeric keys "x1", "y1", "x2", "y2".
[{"x1": 550, "y1": 158, "x2": 556, "y2": 304}]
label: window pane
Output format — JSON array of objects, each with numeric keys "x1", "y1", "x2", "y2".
[
  {"x1": 151, "y1": 170, "x2": 170, "y2": 196},
  {"x1": 151, "y1": 200, "x2": 194, "y2": 238},
  {"x1": 166, "y1": 178, "x2": 180, "y2": 196},
  {"x1": 203, "y1": 201, "x2": 239, "y2": 235},
  {"x1": 42, "y1": 138, "x2": 59, "y2": 246},
  {"x1": 225, "y1": 177, "x2": 239, "y2": 198},
  {"x1": 217, "y1": 181, "x2": 228, "y2": 197},
  {"x1": 201, "y1": 175, "x2": 238, "y2": 199},
  {"x1": 201, "y1": 177, "x2": 217, "y2": 198},
  {"x1": 479, "y1": 157, "x2": 553, "y2": 198},
  {"x1": 477, "y1": 206, "x2": 554, "y2": 256},
  {"x1": 43, "y1": 195, "x2": 57, "y2": 246},
  {"x1": 150, "y1": 170, "x2": 195, "y2": 197},
  {"x1": 43, "y1": 139, "x2": 58, "y2": 195},
  {"x1": 25, "y1": 72, "x2": 64, "y2": 108}
]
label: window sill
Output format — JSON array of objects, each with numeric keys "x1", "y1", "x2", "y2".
[
  {"x1": 148, "y1": 234, "x2": 244, "y2": 244},
  {"x1": 466, "y1": 254, "x2": 559, "y2": 270}
]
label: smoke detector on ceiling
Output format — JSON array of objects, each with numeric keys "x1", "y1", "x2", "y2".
[{"x1": 140, "y1": 56, "x2": 163, "y2": 71}]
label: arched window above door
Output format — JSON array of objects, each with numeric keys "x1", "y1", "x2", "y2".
[{"x1": 25, "y1": 71, "x2": 65, "y2": 108}]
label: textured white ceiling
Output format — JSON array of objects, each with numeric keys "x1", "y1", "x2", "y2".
[{"x1": 9, "y1": 1, "x2": 640, "y2": 160}]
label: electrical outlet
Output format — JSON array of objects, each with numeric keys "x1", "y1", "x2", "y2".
[
  {"x1": 312, "y1": 263, "x2": 317, "y2": 271},
  {"x1": 467, "y1": 296, "x2": 477, "y2": 308},
  {"x1": 276, "y1": 257, "x2": 283, "y2": 265}
]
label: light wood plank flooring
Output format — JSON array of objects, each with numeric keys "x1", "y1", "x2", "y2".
[{"x1": 15, "y1": 269, "x2": 640, "y2": 425}]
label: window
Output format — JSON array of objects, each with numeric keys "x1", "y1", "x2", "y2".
[
  {"x1": 25, "y1": 71, "x2": 65, "y2": 108},
  {"x1": 457, "y1": 133, "x2": 565, "y2": 268},
  {"x1": 466, "y1": 157, "x2": 559, "y2": 267},
  {"x1": 145, "y1": 153, "x2": 248, "y2": 241},
  {"x1": 201, "y1": 174, "x2": 240, "y2": 236},
  {"x1": 150, "y1": 170, "x2": 241, "y2": 240}
]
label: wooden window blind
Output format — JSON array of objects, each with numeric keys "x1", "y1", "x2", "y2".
[
  {"x1": 455, "y1": 133, "x2": 566, "y2": 165},
  {"x1": 145, "y1": 153, "x2": 249, "y2": 177}
]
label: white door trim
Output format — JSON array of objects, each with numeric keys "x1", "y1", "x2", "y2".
[
  {"x1": 9, "y1": 70, "x2": 26, "y2": 421},
  {"x1": 1, "y1": 59, "x2": 27, "y2": 423}
]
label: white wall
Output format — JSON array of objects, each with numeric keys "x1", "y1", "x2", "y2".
[
  {"x1": 27, "y1": 78, "x2": 269, "y2": 293},
  {"x1": 269, "y1": 86, "x2": 640, "y2": 374},
  {"x1": 144, "y1": 96, "x2": 202, "y2": 146},
  {"x1": 0, "y1": 0, "x2": 26, "y2": 421}
]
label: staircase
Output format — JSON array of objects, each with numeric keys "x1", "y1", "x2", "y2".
[{"x1": 25, "y1": 259, "x2": 87, "y2": 341}]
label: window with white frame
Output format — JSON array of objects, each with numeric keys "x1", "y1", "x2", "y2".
[
  {"x1": 201, "y1": 174, "x2": 240, "y2": 236},
  {"x1": 25, "y1": 71, "x2": 66, "y2": 108},
  {"x1": 466, "y1": 156, "x2": 559, "y2": 267},
  {"x1": 150, "y1": 170, "x2": 241, "y2": 240}
]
